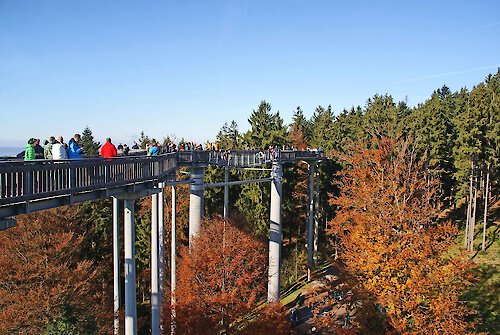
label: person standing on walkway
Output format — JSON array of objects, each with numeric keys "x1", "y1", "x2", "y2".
[
  {"x1": 52, "y1": 136, "x2": 68, "y2": 160},
  {"x1": 148, "y1": 140, "x2": 160, "y2": 156},
  {"x1": 44, "y1": 136, "x2": 56, "y2": 159},
  {"x1": 100, "y1": 138, "x2": 118, "y2": 158},
  {"x1": 68, "y1": 134, "x2": 83, "y2": 159},
  {"x1": 33, "y1": 139, "x2": 44, "y2": 159},
  {"x1": 24, "y1": 138, "x2": 36, "y2": 161}
]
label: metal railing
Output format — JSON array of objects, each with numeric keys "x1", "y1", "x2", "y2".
[
  {"x1": 0, "y1": 150, "x2": 321, "y2": 208},
  {"x1": 0, "y1": 154, "x2": 178, "y2": 205}
]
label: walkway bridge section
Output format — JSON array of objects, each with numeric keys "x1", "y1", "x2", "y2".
[{"x1": 0, "y1": 150, "x2": 319, "y2": 218}]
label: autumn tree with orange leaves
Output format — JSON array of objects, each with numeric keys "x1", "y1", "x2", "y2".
[
  {"x1": 325, "y1": 136, "x2": 480, "y2": 334},
  {"x1": 171, "y1": 216, "x2": 291, "y2": 335},
  {"x1": 0, "y1": 207, "x2": 110, "y2": 334}
]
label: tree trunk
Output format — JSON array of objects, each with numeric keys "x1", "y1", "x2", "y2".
[
  {"x1": 465, "y1": 162, "x2": 473, "y2": 248},
  {"x1": 469, "y1": 172, "x2": 478, "y2": 252},
  {"x1": 482, "y1": 163, "x2": 490, "y2": 251}
]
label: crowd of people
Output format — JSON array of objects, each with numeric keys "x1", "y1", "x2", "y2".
[
  {"x1": 23, "y1": 134, "x2": 85, "y2": 161},
  {"x1": 21, "y1": 135, "x2": 323, "y2": 162}
]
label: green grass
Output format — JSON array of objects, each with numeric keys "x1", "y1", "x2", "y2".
[{"x1": 451, "y1": 199, "x2": 499, "y2": 334}]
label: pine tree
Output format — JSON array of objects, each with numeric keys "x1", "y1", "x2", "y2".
[
  {"x1": 80, "y1": 126, "x2": 101, "y2": 157},
  {"x1": 243, "y1": 100, "x2": 287, "y2": 149},
  {"x1": 216, "y1": 120, "x2": 241, "y2": 150}
]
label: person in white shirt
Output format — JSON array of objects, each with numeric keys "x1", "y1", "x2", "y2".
[{"x1": 52, "y1": 136, "x2": 68, "y2": 160}]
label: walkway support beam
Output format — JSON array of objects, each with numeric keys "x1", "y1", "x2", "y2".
[
  {"x1": 307, "y1": 163, "x2": 315, "y2": 280},
  {"x1": 158, "y1": 183, "x2": 165, "y2": 304},
  {"x1": 151, "y1": 192, "x2": 160, "y2": 335},
  {"x1": 171, "y1": 184, "x2": 177, "y2": 335},
  {"x1": 189, "y1": 167, "x2": 205, "y2": 246},
  {"x1": 112, "y1": 197, "x2": 120, "y2": 335},
  {"x1": 124, "y1": 198, "x2": 137, "y2": 335},
  {"x1": 268, "y1": 162, "x2": 282, "y2": 303}
]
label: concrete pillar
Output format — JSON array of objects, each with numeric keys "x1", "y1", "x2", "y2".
[
  {"x1": 171, "y1": 185, "x2": 177, "y2": 335},
  {"x1": 189, "y1": 167, "x2": 205, "y2": 246},
  {"x1": 112, "y1": 197, "x2": 120, "y2": 335},
  {"x1": 224, "y1": 165, "x2": 229, "y2": 219},
  {"x1": 268, "y1": 162, "x2": 282, "y2": 303},
  {"x1": 124, "y1": 199, "x2": 137, "y2": 335},
  {"x1": 151, "y1": 192, "x2": 160, "y2": 335}
]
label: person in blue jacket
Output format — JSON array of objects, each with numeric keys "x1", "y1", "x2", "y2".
[
  {"x1": 68, "y1": 133, "x2": 83, "y2": 159},
  {"x1": 148, "y1": 140, "x2": 160, "y2": 156}
]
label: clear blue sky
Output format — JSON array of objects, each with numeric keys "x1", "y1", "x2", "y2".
[{"x1": 1, "y1": 0, "x2": 499, "y2": 147}]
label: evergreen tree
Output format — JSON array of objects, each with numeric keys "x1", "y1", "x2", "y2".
[
  {"x1": 290, "y1": 106, "x2": 312, "y2": 145},
  {"x1": 80, "y1": 126, "x2": 101, "y2": 157},
  {"x1": 243, "y1": 100, "x2": 288, "y2": 149},
  {"x1": 216, "y1": 120, "x2": 241, "y2": 150},
  {"x1": 406, "y1": 90, "x2": 456, "y2": 203},
  {"x1": 139, "y1": 131, "x2": 150, "y2": 149},
  {"x1": 310, "y1": 105, "x2": 334, "y2": 151}
]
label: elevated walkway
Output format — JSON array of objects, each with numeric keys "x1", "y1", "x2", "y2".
[{"x1": 0, "y1": 150, "x2": 320, "y2": 218}]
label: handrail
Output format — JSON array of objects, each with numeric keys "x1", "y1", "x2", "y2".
[
  {"x1": 0, "y1": 154, "x2": 178, "y2": 205},
  {"x1": 0, "y1": 150, "x2": 321, "y2": 212}
]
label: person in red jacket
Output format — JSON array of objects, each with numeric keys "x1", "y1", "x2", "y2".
[{"x1": 100, "y1": 138, "x2": 118, "y2": 158}]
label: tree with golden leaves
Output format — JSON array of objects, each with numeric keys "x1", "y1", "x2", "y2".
[{"x1": 326, "y1": 136, "x2": 480, "y2": 334}]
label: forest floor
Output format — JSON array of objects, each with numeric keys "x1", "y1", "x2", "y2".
[{"x1": 281, "y1": 263, "x2": 351, "y2": 335}]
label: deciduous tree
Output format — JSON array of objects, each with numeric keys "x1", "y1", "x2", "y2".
[{"x1": 326, "y1": 136, "x2": 480, "y2": 334}]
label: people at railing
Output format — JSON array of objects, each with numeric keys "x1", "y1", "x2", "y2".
[
  {"x1": 34, "y1": 139, "x2": 44, "y2": 159},
  {"x1": 100, "y1": 138, "x2": 118, "y2": 158},
  {"x1": 68, "y1": 134, "x2": 83, "y2": 159},
  {"x1": 24, "y1": 138, "x2": 36, "y2": 161},
  {"x1": 44, "y1": 136, "x2": 56, "y2": 159},
  {"x1": 52, "y1": 136, "x2": 68, "y2": 160},
  {"x1": 147, "y1": 140, "x2": 160, "y2": 156}
]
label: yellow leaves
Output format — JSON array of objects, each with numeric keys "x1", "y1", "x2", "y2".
[{"x1": 326, "y1": 136, "x2": 478, "y2": 333}]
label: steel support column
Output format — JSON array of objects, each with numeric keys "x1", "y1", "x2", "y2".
[
  {"x1": 189, "y1": 167, "x2": 204, "y2": 246},
  {"x1": 171, "y1": 184, "x2": 177, "y2": 335},
  {"x1": 151, "y1": 192, "x2": 160, "y2": 335},
  {"x1": 268, "y1": 162, "x2": 282, "y2": 303},
  {"x1": 307, "y1": 163, "x2": 315, "y2": 280},
  {"x1": 158, "y1": 183, "x2": 165, "y2": 305},
  {"x1": 124, "y1": 198, "x2": 137, "y2": 335},
  {"x1": 112, "y1": 197, "x2": 120, "y2": 335}
]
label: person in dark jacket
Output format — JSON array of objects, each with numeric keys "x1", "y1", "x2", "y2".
[
  {"x1": 68, "y1": 134, "x2": 83, "y2": 159},
  {"x1": 34, "y1": 139, "x2": 44, "y2": 159},
  {"x1": 100, "y1": 138, "x2": 117, "y2": 158}
]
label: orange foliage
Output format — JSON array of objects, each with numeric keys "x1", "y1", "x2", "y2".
[
  {"x1": 326, "y1": 137, "x2": 480, "y2": 334},
  {"x1": 173, "y1": 216, "x2": 290, "y2": 334},
  {"x1": 0, "y1": 207, "x2": 109, "y2": 333}
]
